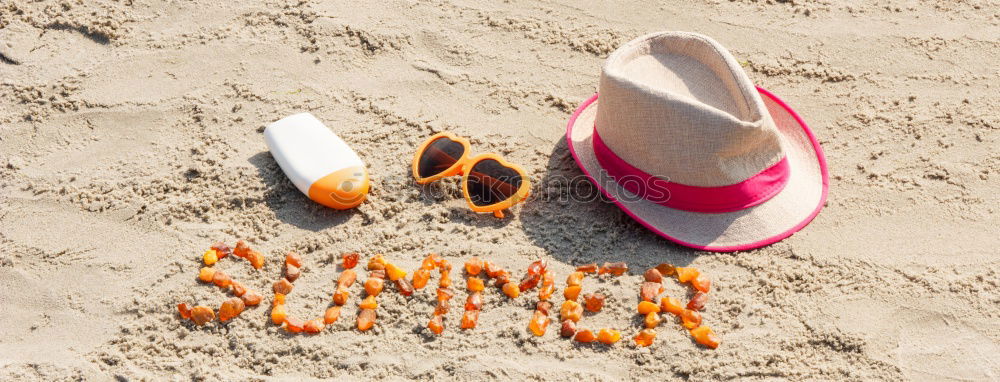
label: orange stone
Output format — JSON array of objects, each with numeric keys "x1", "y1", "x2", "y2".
[
  {"x1": 436, "y1": 258, "x2": 452, "y2": 272},
  {"x1": 436, "y1": 287, "x2": 455, "y2": 301},
  {"x1": 528, "y1": 310, "x2": 549, "y2": 336},
  {"x1": 357, "y1": 308, "x2": 376, "y2": 331},
  {"x1": 493, "y1": 271, "x2": 511, "y2": 286},
  {"x1": 597, "y1": 328, "x2": 621, "y2": 344},
  {"x1": 230, "y1": 281, "x2": 247, "y2": 297},
  {"x1": 359, "y1": 295, "x2": 378, "y2": 310},
  {"x1": 576, "y1": 263, "x2": 598, "y2": 273},
  {"x1": 395, "y1": 278, "x2": 415, "y2": 296},
  {"x1": 211, "y1": 242, "x2": 232, "y2": 259},
  {"x1": 560, "y1": 319, "x2": 577, "y2": 338},
  {"x1": 367, "y1": 254, "x2": 387, "y2": 270},
  {"x1": 284, "y1": 317, "x2": 305, "y2": 333},
  {"x1": 285, "y1": 264, "x2": 301, "y2": 283},
  {"x1": 273, "y1": 293, "x2": 286, "y2": 305},
  {"x1": 655, "y1": 263, "x2": 676, "y2": 277},
  {"x1": 536, "y1": 301, "x2": 553, "y2": 316},
  {"x1": 599, "y1": 262, "x2": 628, "y2": 276},
  {"x1": 484, "y1": 261, "x2": 502, "y2": 278},
  {"x1": 574, "y1": 329, "x2": 596, "y2": 343},
  {"x1": 198, "y1": 267, "x2": 216, "y2": 283},
  {"x1": 465, "y1": 292, "x2": 482, "y2": 311},
  {"x1": 583, "y1": 293, "x2": 605, "y2": 312},
  {"x1": 640, "y1": 281, "x2": 662, "y2": 302},
  {"x1": 271, "y1": 304, "x2": 287, "y2": 325},
  {"x1": 212, "y1": 271, "x2": 232, "y2": 289},
  {"x1": 566, "y1": 271, "x2": 584, "y2": 287},
  {"x1": 680, "y1": 309, "x2": 702, "y2": 329},
  {"x1": 637, "y1": 301, "x2": 661, "y2": 315},
  {"x1": 687, "y1": 292, "x2": 709, "y2": 311},
  {"x1": 691, "y1": 275, "x2": 711, "y2": 293},
  {"x1": 324, "y1": 306, "x2": 341, "y2": 324},
  {"x1": 285, "y1": 252, "x2": 302, "y2": 268},
  {"x1": 502, "y1": 282, "x2": 520, "y2": 298},
  {"x1": 563, "y1": 285, "x2": 582, "y2": 301},
  {"x1": 527, "y1": 259, "x2": 547, "y2": 276},
  {"x1": 303, "y1": 318, "x2": 325, "y2": 334},
  {"x1": 177, "y1": 303, "x2": 192, "y2": 319},
  {"x1": 675, "y1": 267, "x2": 700, "y2": 283},
  {"x1": 421, "y1": 254, "x2": 438, "y2": 270},
  {"x1": 434, "y1": 299, "x2": 450, "y2": 315},
  {"x1": 190, "y1": 305, "x2": 214, "y2": 325},
  {"x1": 247, "y1": 250, "x2": 265, "y2": 269},
  {"x1": 659, "y1": 297, "x2": 685, "y2": 316},
  {"x1": 233, "y1": 240, "x2": 250, "y2": 258},
  {"x1": 690, "y1": 326, "x2": 720, "y2": 349},
  {"x1": 241, "y1": 291, "x2": 262, "y2": 306},
  {"x1": 273, "y1": 278, "x2": 294, "y2": 295},
  {"x1": 538, "y1": 283, "x2": 554, "y2": 301},
  {"x1": 644, "y1": 312, "x2": 661, "y2": 329},
  {"x1": 518, "y1": 273, "x2": 540, "y2": 292},
  {"x1": 464, "y1": 256, "x2": 483, "y2": 275},
  {"x1": 439, "y1": 271, "x2": 452, "y2": 288},
  {"x1": 412, "y1": 269, "x2": 431, "y2": 289},
  {"x1": 460, "y1": 310, "x2": 479, "y2": 329},
  {"x1": 332, "y1": 286, "x2": 350, "y2": 306},
  {"x1": 386, "y1": 263, "x2": 406, "y2": 281},
  {"x1": 369, "y1": 269, "x2": 386, "y2": 280},
  {"x1": 428, "y1": 314, "x2": 444, "y2": 334},
  {"x1": 342, "y1": 252, "x2": 359, "y2": 269},
  {"x1": 466, "y1": 277, "x2": 485, "y2": 292},
  {"x1": 560, "y1": 300, "x2": 583, "y2": 322},
  {"x1": 364, "y1": 277, "x2": 384, "y2": 297},
  {"x1": 203, "y1": 249, "x2": 218, "y2": 266},
  {"x1": 634, "y1": 328, "x2": 656, "y2": 347},
  {"x1": 338, "y1": 269, "x2": 357, "y2": 288},
  {"x1": 219, "y1": 298, "x2": 245, "y2": 322},
  {"x1": 644, "y1": 268, "x2": 663, "y2": 283}
]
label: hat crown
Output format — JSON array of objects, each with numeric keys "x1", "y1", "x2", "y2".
[{"x1": 594, "y1": 32, "x2": 785, "y2": 187}]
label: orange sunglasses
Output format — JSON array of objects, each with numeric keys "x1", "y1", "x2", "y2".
[{"x1": 412, "y1": 132, "x2": 531, "y2": 218}]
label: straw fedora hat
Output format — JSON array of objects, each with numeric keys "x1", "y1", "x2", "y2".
[{"x1": 566, "y1": 31, "x2": 828, "y2": 252}]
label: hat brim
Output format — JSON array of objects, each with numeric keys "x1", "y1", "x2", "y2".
[{"x1": 566, "y1": 87, "x2": 829, "y2": 252}]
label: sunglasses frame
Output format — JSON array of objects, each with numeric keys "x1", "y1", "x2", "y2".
[{"x1": 411, "y1": 132, "x2": 531, "y2": 218}]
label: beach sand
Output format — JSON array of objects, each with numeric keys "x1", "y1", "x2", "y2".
[{"x1": 1, "y1": 0, "x2": 998, "y2": 380}]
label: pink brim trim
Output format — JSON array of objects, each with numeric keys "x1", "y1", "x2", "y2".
[{"x1": 565, "y1": 87, "x2": 830, "y2": 252}]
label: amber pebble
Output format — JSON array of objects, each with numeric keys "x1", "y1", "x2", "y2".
[
  {"x1": 274, "y1": 293, "x2": 286, "y2": 305},
  {"x1": 560, "y1": 319, "x2": 577, "y2": 338},
  {"x1": 285, "y1": 264, "x2": 301, "y2": 283},
  {"x1": 248, "y1": 250, "x2": 265, "y2": 270},
  {"x1": 465, "y1": 292, "x2": 482, "y2": 311},
  {"x1": 364, "y1": 278, "x2": 384, "y2": 297},
  {"x1": 484, "y1": 261, "x2": 501, "y2": 278},
  {"x1": 538, "y1": 284, "x2": 554, "y2": 301},
  {"x1": 412, "y1": 269, "x2": 431, "y2": 289},
  {"x1": 342, "y1": 252, "x2": 359, "y2": 269},
  {"x1": 466, "y1": 277, "x2": 484, "y2": 292},
  {"x1": 574, "y1": 329, "x2": 596, "y2": 343},
  {"x1": 271, "y1": 304, "x2": 288, "y2": 325},
  {"x1": 690, "y1": 326, "x2": 720, "y2": 349},
  {"x1": 304, "y1": 318, "x2": 325, "y2": 334},
  {"x1": 462, "y1": 257, "x2": 481, "y2": 276},
  {"x1": 566, "y1": 271, "x2": 584, "y2": 287},
  {"x1": 284, "y1": 317, "x2": 305, "y2": 333},
  {"x1": 528, "y1": 310, "x2": 549, "y2": 336},
  {"x1": 338, "y1": 269, "x2": 357, "y2": 288},
  {"x1": 659, "y1": 297, "x2": 684, "y2": 316},
  {"x1": 357, "y1": 308, "x2": 376, "y2": 331},
  {"x1": 597, "y1": 328, "x2": 621, "y2": 345},
  {"x1": 273, "y1": 278, "x2": 294, "y2": 295},
  {"x1": 332, "y1": 287, "x2": 349, "y2": 306},
  {"x1": 583, "y1": 293, "x2": 605, "y2": 312},
  {"x1": 680, "y1": 309, "x2": 702, "y2": 329},
  {"x1": 502, "y1": 282, "x2": 520, "y2": 298},
  {"x1": 230, "y1": 281, "x2": 247, "y2": 297},
  {"x1": 687, "y1": 292, "x2": 709, "y2": 311},
  {"x1": 527, "y1": 259, "x2": 547, "y2": 276},
  {"x1": 655, "y1": 263, "x2": 676, "y2": 277},
  {"x1": 493, "y1": 271, "x2": 511, "y2": 286},
  {"x1": 368, "y1": 254, "x2": 387, "y2": 270},
  {"x1": 203, "y1": 249, "x2": 218, "y2": 266},
  {"x1": 396, "y1": 278, "x2": 415, "y2": 296},
  {"x1": 370, "y1": 269, "x2": 386, "y2": 280},
  {"x1": 640, "y1": 282, "x2": 662, "y2": 302},
  {"x1": 324, "y1": 306, "x2": 341, "y2": 324},
  {"x1": 436, "y1": 287, "x2": 455, "y2": 301},
  {"x1": 219, "y1": 298, "x2": 245, "y2": 322},
  {"x1": 211, "y1": 242, "x2": 232, "y2": 259},
  {"x1": 563, "y1": 285, "x2": 582, "y2": 301},
  {"x1": 436, "y1": 258, "x2": 452, "y2": 272},
  {"x1": 560, "y1": 300, "x2": 583, "y2": 322},
  {"x1": 212, "y1": 271, "x2": 233, "y2": 289},
  {"x1": 637, "y1": 301, "x2": 660, "y2": 315},
  {"x1": 675, "y1": 267, "x2": 700, "y2": 283},
  {"x1": 177, "y1": 303, "x2": 192, "y2": 319},
  {"x1": 386, "y1": 263, "x2": 407, "y2": 281},
  {"x1": 421, "y1": 254, "x2": 438, "y2": 271},
  {"x1": 634, "y1": 328, "x2": 656, "y2": 347},
  {"x1": 536, "y1": 301, "x2": 554, "y2": 316},
  {"x1": 241, "y1": 291, "x2": 263, "y2": 306},
  {"x1": 359, "y1": 295, "x2": 378, "y2": 310},
  {"x1": 460, "y1": 310, "x2": 479, "y2": 329},
  {"x1": 518, "y1": 273, "x2": 540, "y2": 292},
  {"x1": 198, "y1": 267, "x2": 216, "y2": 283},
  {"x1": 439, "y1": 271, "x2": 452, "y2": 288},
  {"x1": 691, "y1": 275, "x2": 711, "y2": 293},
  {"x1": 282, "y1": 252, "x2": 300, "y2": 267},
  {"x1": 644, "y1": 268, "x2": 663, "y2": 283},
  {"x1": 542, "y1": 271, "x2": 554, "y2": 287},
  {"x1": 600, "y1": 262, "x2": 628, "y2": 276},
  {"x1": 191, "y1": 306, "x2": 215, "y2": 325},
  {"x1": 428, "y1": 314, "x2": 445, "y2": 334},
  {"x1": 576, "y1": 263, "x2": 598, "y2": 273},
  {"x1": 434, "y1": 299, "x2": 450, "y2": 315},
  {"x1": 233, "y1": 240, "x2": 250, "y2": 258},
  {"x1": 644, "y1": 312, "x2": 661, "y2": 329}
]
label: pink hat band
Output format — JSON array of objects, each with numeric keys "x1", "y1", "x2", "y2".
[{"x1": 592, "y1": 126, "x2": 790, "y2": 213}]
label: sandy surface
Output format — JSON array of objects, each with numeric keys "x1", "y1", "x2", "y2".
[{"x1": 1, "y1": 0, "x2": 999, "y2": 380}]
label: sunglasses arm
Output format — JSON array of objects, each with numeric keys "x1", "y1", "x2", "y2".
[{"x1": 493, "y1": 210, "x2": 505, "y2": 219}]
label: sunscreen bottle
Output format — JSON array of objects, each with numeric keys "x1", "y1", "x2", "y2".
[{"x1": 263, "y1": 113, "x2": 369, "y2": 209}]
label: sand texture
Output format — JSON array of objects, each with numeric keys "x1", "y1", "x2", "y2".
[{"x1": 1, "y1": 0, "x2": 999, "y2": 380}]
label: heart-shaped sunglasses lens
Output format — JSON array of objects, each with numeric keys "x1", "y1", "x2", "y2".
[
  {"x1": 417, "y1": 136, "x2": 466, "y2": 179},
  {"x1": 465, "y1": 158, "x2": 523, "y2": 207}
]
